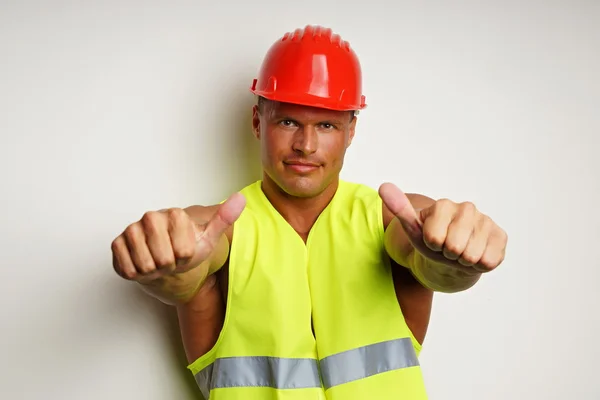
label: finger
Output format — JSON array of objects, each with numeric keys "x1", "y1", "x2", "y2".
[
  {"x1": 166, "y1": 208, "x2": 196, "y2": 266},
  {"x1": 442, "y1": 203, "x2": 477, "y2": 260},
  {"x1": 458, "y1": 216, "x2": 491, "y2": 267},
  {"x1": 421, "y1": 200, "x2": 455, "y2": 252},
  {"x1": 201, "y1": 192, "x2": 246, "y2": 246},
  {"x1": 123, "y1": 223, "x2": 156, "y2": 275},
  {"x1": 378, "y1": 182, "x2": 421, "y2": 237},
  {"x1": 142, "y1": 211, "x2": 176, "y2": 272},
  {"x1": 475, "y1": 233, "x2": 506, "y2": 272},
  {"x1": 111, "y1": 236, "x2": 137, "y2": 280},
  {"x1": 137, "y1": 269, "x2": 168, "y2": 284}
]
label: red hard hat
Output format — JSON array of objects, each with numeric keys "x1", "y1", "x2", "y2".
[{"x1": 250, "y1": 25, "x2": 367, "y2": 111}]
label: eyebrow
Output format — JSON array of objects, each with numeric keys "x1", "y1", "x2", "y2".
[
  {"x1": 271, "y1": 113, "x2": 344, "y2": 125},
  {"x1": 320, "y1": 118, "x2": 344, "y2": 125}
]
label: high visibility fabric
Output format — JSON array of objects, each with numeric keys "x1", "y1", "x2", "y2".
[
  {"x1": 187, "y1": 180, "x2": 428, "y2": 399},
  {"x1": 305, "y1": 182, "x2": 428, "y2": 399}
]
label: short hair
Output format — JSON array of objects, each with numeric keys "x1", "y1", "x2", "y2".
[{"x1": 256, "y1": 96, "x2": 357, "y2": 120}]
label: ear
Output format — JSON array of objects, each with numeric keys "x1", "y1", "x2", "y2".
[
  {"x1": 251, "y1": 104, "x2": 261, "y2": 140},
  {"x1": 346, "y1": 115, "x2": 357, "y2": 148}
]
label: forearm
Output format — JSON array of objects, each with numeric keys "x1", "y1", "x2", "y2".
[
  {"x1": 138, "y1": 232, "x2": 230, "y2": 305},
  {"x1": 384, "y1": 218, "x2": 481, "y2": 293}
]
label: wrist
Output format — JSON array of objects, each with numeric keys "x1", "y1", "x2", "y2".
[
  {"x1": 410, "y1": 252, "x2": 481, "y2": 293},
  {"x1": 138, "y1": 264, "x2": 209, "y2": 305}
]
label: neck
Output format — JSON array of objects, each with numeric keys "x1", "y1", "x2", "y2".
[{"x1": 261, "y1": 174, "x2": 339, "y2": 239}]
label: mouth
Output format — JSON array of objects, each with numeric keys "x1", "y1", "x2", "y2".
[{"x1": 283, "y1": 161, "x2": 321, "y2": 173}]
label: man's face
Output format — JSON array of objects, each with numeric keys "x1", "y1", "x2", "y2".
[{"x1": 252, "y1": 99, "x2": 357, "y2": 198}]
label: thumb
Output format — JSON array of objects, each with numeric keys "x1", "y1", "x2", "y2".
[
  {"x1": 175, "y1": 193, "x2": 246, "y2": 273},
  {"x1": 378, "y1": 182, "x2": 422, "y2": 237},
  {"x1": 198, "y1": 192, "x2": 246, "y2": 246}
]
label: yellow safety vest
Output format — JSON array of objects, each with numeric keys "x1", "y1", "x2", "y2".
[{"x1": 188, "y1": 180, "x2": 428, "y2": 399}]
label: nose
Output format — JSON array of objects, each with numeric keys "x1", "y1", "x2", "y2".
[{"x1": 292, "y1": 125, "x2": 318, "y2": 155}]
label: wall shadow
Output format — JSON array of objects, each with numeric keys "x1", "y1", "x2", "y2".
[
  {"x1": 97, "y1": 276, "x2": 204, "y2": 399},
  {"x1": 147, "y1": 291, "x2": 204, "y2": 399},
  {"x1": 215, "y1": 88, "x2": 263, "y2": 196},
  {"x1": 117, "y1": 284, "x2": 204, "y2": 398},
  {"x1": 111, "y1": 83, "x2": 263, "y2": 400},
  {"x1": 51, "y1": 268, "x2": 205, "y2": 399}
]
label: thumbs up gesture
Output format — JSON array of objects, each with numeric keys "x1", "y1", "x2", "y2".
[
  {"x1": 111, "y1": 192, "x2": 246, "y2": 282},
  {"x1": 378, "y1": 183, "x2": 507, "y2": 273}
]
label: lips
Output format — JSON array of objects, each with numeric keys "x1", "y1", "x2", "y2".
[
  {"x1": 285, "y1": 161, "x2": 320, "y2": 167},
  {"x1": 284, "y1": 160, "x2": 321, "y2": 173}
]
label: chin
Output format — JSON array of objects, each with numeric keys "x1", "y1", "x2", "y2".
[
  {"x1": 264, "y1": 166, "x2": 335, "y2": 199},
  {"x1": 281, "y1": 176, "x2": 332, "y2": 198}
]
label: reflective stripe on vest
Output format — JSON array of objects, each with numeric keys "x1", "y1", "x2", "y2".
[
  {"x1": 195, "y1": 338, "x2": 418, "y2": 397},
  {"x1": 320, "y1": 337, "x2": 419, "y2": 389},
  {"x1": 195, "y1": 356, "x2": 321, "y2": 398}
]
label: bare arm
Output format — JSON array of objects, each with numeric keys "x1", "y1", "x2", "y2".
[{"x1": 176, "y1": 267, "x2": 227, "y2": 363}]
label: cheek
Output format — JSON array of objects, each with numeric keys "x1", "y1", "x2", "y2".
[
  {"x1": 262, "y1": 133, "x2": 287, "y2": 160},
  {"x1": 322, "y1": 135, "x2": 348, "y2": 160}
]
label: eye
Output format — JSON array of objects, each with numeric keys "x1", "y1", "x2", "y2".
[
  {"x1": 279, "y1": 119, "x2": 297, "y2": 128},
  {"x1": 319, "y1": 122, "x2": 335, "y2": 130}
]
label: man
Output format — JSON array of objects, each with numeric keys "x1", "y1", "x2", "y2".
[{"x1": 111, "y1": 25, "x2": 508, "y2": 399}]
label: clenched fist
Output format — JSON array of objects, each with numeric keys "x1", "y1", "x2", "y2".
[
  {"x1": 111, "y1": 193, "x2": 246, "y2": 282},
  {"x1": 379, "y1": 182, "x2": 507, "y2": 274}
]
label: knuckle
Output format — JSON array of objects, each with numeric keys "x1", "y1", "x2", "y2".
[
  {"x1": 139, "y1": 270, "x2": 164, "y2": 282},
  {"x1": 137, "y1": 260, "x2": 156, "y2": 274},
  {"x1": 444, "y1": 242, "x2": 462, "y2": 256},
  {"x1": 121, "y1": 269, "x2": 137, "y2": 280},
  {"x1": 133, "y1": 255, "x2": 155, "y2": 274},
  {"x1": 167, "y1": 207, "x2": 187, "y2": 222},
  {"x1": 166, "y1": 208, "x2": 192, "y2": 236},
  {"x1": 124, "y1": 222, "x2": 142, "y2": 241},
  {"x1": 479, "y1": 263, "x2": 496, "y2": 273},
  {"x1": 499, "y1": 252, "x2": 506, "y2": 264},
  {"x1": 435, "y1": 198, "x2": 452, "y2": 210},
  {"x1": 443, "y1": 248, "x2": 459, "y2": 261},
  {"x1": 480, "y1": 215, "x2": 493, "y2": 230},
  {"x1": 175, "y1": 244, "x2": 195, "y2": 260},
  {"x1": 480, "y1": 254, "x2": 501, "y2": 271},
  {"x1": 498, "y1": 227, "x2": 508, "y2": 243},
  {"x1": 495, "y1": 254, "x2": 505, "y2": 266},
  {"x1": 141, "y1": 211, "x2": 163, "y2": 229},
  {"x1": 423, "y1": 231, "x2": 445, "y2": 248},
  {"x1": 495, "y1": 247, "x2": 507, "y2": 263},
  {"x1": 154, "y1": 254, "x2": 175, "y2": 268},
  {"x1": 460, "y1": 252, "x2": 478, "y2": 265},
  {"x1": 110, "y1": 236, "x2": 123, "y2": 253},
  {"x1": 460, "y1": 201, "x2": 477, "y2": 214}
]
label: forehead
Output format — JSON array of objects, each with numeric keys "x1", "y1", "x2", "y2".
[{"x1": 264, "y1": 100, "x2": 351, "y2": 122}]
